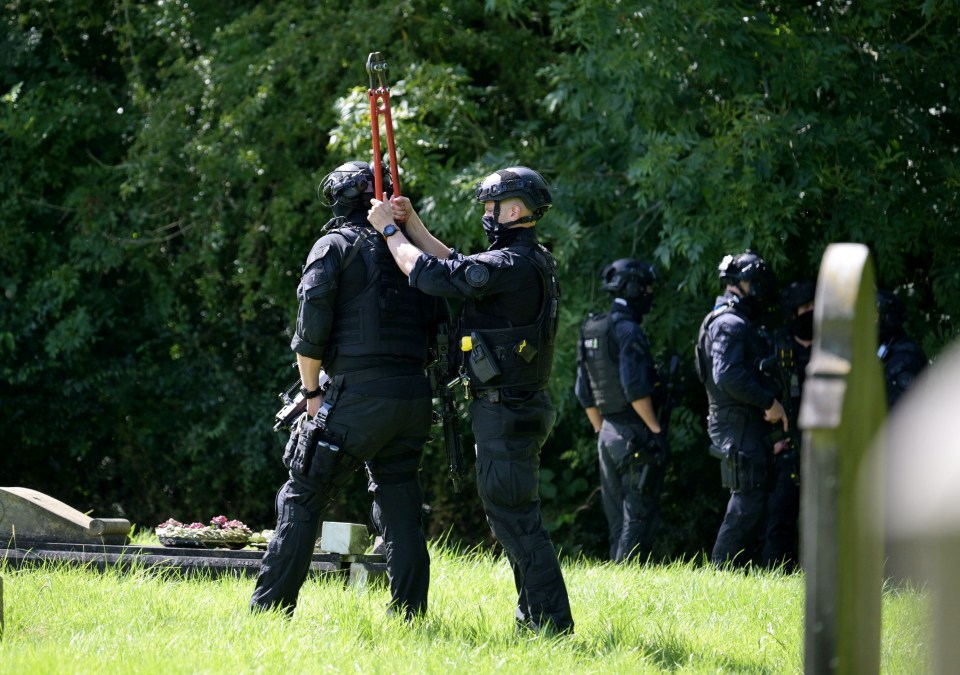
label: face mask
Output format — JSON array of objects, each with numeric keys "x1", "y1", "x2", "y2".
[
  {"x1": 628, "y1": 293, "x2": 654, "y2": 317},
  {"x1": 790, "y1": 311, "x2": 814, "y2": 341},
  {"x1": 482, "y1": 214, "x2": 500, "y2": 243},
  {"x1": 735, "y1": 294, "x2": 763, "y2": 319}
]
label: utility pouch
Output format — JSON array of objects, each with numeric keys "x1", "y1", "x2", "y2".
[
  {"x1": 307, "y1": 429, "x2": 346, "y2": 479},
  {"x1": 289, "y1": 416, "x2": 322, "y2": 475},
  {"x1": 514, "y1": 339, "x2": 538, "y2": 364},
  {"x1": 736, "y1": 453, "x2": 769, "y2": 492},
  {"x1": 282, "y1": 412, "x2": 309, "y2": 469},
  {"x1": 710, "y1": 444, "x2": 740, "y2": 491},
  {"x1": 467, "y1": 331, "x2": 502, "y2": 383}
]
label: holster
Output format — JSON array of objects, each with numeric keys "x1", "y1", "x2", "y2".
[
  {"x1": 710, "y1": 443, "x2": 740, "y2": 491},
  {"x1": 284, "y1": 415, "x2": 321, "y2": 474},
  {"x1": 624, "y1": 438, "x2": 656, "y2": 467},
  {"x1": 281, "y1": 376, "x2": 346, "y2": 478},
  {"x1": 624, "y1": 429, "x2": 669, "y2": 467}
]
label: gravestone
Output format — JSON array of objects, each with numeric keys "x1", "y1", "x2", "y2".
[
  {"x1": 798, "y1": 244, "x2": 885, "y2": 674},
  {"x1": 878, "y1": 338, "x2": 960, "y2": 675},
  {"x1": 319, "y1": 521, "x2": 370, "y2": 554},
  {"x1": 0, "y1": 487, "x2": 130, "y2": 545}
]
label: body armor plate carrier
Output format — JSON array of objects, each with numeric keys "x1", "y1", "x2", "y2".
[
  {"x1": 579, "y1": 313, "x2": 630, "y2": 415},
  {"x1": 325, "y1": 227, "x2": 430, "y2": 366},
  {"x1": 463, "y1": 243, "x2": 560, "y2": 391}
]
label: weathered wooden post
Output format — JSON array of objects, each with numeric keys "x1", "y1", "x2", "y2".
[
  {"x1": 799, "y1": 243, "x2": 885, "y2": 674},
  {"x1": 881, "y1": 339, "x2": 960, "y2": 675}
]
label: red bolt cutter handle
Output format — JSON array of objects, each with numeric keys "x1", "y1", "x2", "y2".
[{"x1": 366, "y1": 52, "x2": 401, "y2": 201}]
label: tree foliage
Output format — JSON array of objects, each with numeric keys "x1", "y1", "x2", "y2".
[{"x1": 2, "y1": 0, "x2": 957, "y2": 559}]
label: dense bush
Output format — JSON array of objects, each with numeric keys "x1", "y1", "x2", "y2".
[{"x1": 3, "y1": 0, "x2": 957, "y2": 559}]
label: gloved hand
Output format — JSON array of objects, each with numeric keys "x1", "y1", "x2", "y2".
[{"x1": 649, "y1": 431, "x2": 671, "y2": 466}]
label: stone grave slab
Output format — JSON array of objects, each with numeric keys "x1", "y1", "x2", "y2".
[{"x1": 0, "y1": 487, "x2": 130, "y2": 545}]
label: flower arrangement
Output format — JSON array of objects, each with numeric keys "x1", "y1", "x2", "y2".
[{"x1": 156, "y1": 515, "x2": 253, "y2": 545}]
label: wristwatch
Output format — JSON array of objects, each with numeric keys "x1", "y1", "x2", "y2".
[
  {"x1": 382, "y1": 223, "x2": 399, "y2": 238},
  {"x1": 299, "y1": 385, "x2": 323, "y2": 399}
]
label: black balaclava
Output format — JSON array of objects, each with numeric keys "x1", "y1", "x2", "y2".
[
  {"x1": 626, "y1": 293, "x2": 654, "y2": 317},
  {"x1": 789, "y1": 311, "x2": 814, "y2": 341}
]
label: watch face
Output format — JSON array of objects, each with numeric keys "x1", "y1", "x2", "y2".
[{"x1": 383, "y1": 224, "x2": 398, "y2": 237}]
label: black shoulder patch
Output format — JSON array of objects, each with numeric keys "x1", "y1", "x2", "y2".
[{"x1": 464, "y1": 263, "x2": 490, "y2": 288}]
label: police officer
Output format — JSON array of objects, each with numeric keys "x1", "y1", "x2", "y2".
[
  {"x1": 575, "y1": 259, "x2": 668, "y2": 563},
  {"x1": 250, "y1": 160, "x2": 446, "y2": 620},
  {"x1": 695, "y1": 250, "x2": 788, "y2": 567},
  {"x1": 877, "y1": 289, "x2": 927, "y2": 410},
  {"x1": 759, "y1": 279, "x2": 815, "y2": 571},
  {"x1": 367, "y1": 166, "x2": 574, "y2": 634}
]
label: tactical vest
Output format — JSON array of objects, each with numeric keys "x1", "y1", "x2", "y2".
[
  {"x1": 579, "y1": 313, "x2": 630, "y2": 415},
  {"x1": 323, "y1": 227, "x2": 429, "y2": 366},
  {"x1": 462, "y1": 242, "x2": 560, "y2": 391},
  {"x1": 694, "y1": 301, "x2": 737, "y2": 385}
]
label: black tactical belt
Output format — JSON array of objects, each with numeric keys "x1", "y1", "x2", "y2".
[{"x1": 472, "y1": 389, "x2": 501, "y2": 403}]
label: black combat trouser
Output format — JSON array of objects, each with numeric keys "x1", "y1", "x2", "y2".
[
  {"x1": 470, "y1": 389, "x2": 574, "y2": 634},
  {"x1": 709, "y1": 409, "x2": 773, "y2": 567},
  {"x1": 761, "y1": 447, "x2": 800, "y2": 570},
  {"x1": 250, "y1": 374, "x2": 433, "y2": 619},
  {"x1": 598, "y1": 420, "x2": 664, "y2": 563}
]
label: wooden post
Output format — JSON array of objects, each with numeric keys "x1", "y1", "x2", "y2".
[
  {"x1": 1, "y1": 575, "x2": 4, "y2": 640},
  {"x1": 882, "y1": 339, "x2": 960, "y2": 675},
  {"x1": 799, "y1": 244, "x2": 885, "y2": 674}
]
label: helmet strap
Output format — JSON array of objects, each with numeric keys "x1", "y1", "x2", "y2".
[{"x1": 492, "y1": 202, "x2": 538, "y2": 230}]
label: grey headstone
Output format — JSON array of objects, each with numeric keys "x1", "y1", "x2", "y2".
[
  {"x1": 0, "y1": 487, "x2": 131, "y2": 545},
  {"x1": 799, "y1": 244, "x2": 885, "y2": 674},
  {"x1": 319, "y1": 521, "x2": 370, "y2": 554},
  {"x1": 347, "y1": 561, "x2": 388, "y2": 588},
  {"x1": 876, "y1": 337, "x2": 958, "y2": 675}
]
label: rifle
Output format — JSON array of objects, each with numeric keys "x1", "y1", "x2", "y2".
[
  {"x1": 628, "y1": 353, "x2": 682, "y2": 490},
  {"x1": 759, "y1": 347, "x2": 800, "y2": 447},
  {"x1": 758, "y1": 346, "x2": 802, "y2": 485},
  {"x1": 658, "y1": 353, "x2": 681, "y2": 438},
  {"x1": 427, "y1": 324, "x2": 465, "y2": 492},
  {"x1": 273, "y1": 366, "x2": 331, "y2": 432}
]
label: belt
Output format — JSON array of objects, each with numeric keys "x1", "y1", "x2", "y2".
[
  {"x1": 473, "y1": 388, "x2": 501, "y2": 403},
  {"x1": 471, "y1": 388, "x2": 538, "y2": 403},
  {"x1": 333, "y1": 364, "x2": 425, "y2": 385}
]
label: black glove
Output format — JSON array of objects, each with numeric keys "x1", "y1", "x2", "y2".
[{"x1": 648, "y1": 431, "x2": 671, "y2": 465}]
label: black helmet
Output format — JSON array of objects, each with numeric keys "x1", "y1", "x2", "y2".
[
  {"x1": 600, "y1": 259, "x2": 657, "y2": 299},
  {"x1": 475, "y1": 166, "x2": 552, "y2": 220},
  {"x1": 780, "y1": 280, "x2": 816, "y2": 318},
  {"x1": 719, "y1": 249, "x2": 775, "y2": 298},
  {"x1": 318, "y1": 160, "x2": 391, "y2": 215}
]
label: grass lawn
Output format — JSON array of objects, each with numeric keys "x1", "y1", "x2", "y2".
[{"x1": 0, "y1": 542, "x2": 929, "y2": 673}]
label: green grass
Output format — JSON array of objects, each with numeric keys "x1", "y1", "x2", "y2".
[{"x1": 0, "y1": 543, "x2": 928, "y2": 674}]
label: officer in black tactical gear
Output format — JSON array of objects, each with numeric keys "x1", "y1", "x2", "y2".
[
  {"x1": 695, "y1": 250, "x2": 788, "y2": 567},
  {"x1": 759, "y1": 279, "x2": 815, "y2": 571},
  {"x1": 250, "y1": 160, "x2": 446, "y2": 620},
  {"x1": 877, "y1": 289, "x2": 927, "y2": 410},
  {"x1": 367, "y1": 166, "x2": 574, "y2": 635},
  {"x1": 574, "y1": 258, "x2": 668, "y2": 563}
]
